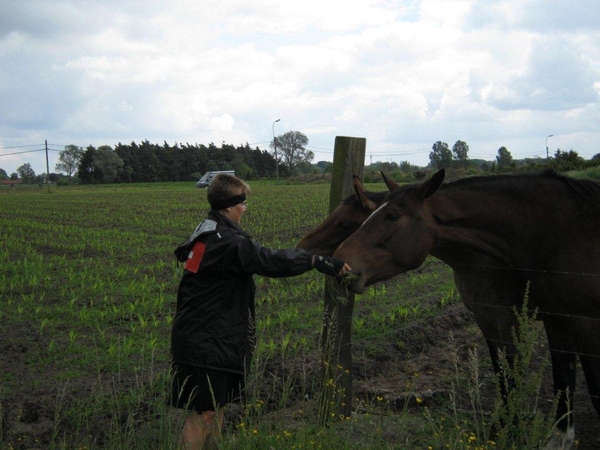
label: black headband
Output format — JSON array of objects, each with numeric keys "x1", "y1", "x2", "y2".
[{"x1": 210, "y1": 193, "x2": 246, "y2": 210}]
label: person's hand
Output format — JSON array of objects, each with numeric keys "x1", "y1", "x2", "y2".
[{"x1": 313, "y1": 255, "x2": 351, "y2": 277}]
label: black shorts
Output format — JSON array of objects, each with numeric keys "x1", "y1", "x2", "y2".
[{"x1": 170, "y1": 363, "x2": 245, "y2": 413}]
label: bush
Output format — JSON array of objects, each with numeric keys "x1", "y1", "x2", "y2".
[{"x1": 568, "y1": 166, "x2": 600, "y2": 181}]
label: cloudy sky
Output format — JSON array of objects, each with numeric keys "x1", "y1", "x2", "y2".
[{"x1": 1, "y1": 0, "x2": 599, "y2": 175}]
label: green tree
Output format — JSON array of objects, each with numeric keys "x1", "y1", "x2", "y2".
[
  {"x1": 399, "y1": 161, "x2": 418, "y2": 173},
  {"x1": 452, "y1": 140, "x2": 470, "y2": 168},
  {"x1": 56, "y1": 145, "x2": 84, "y2": 180},
  {"x1": 250, "y1": 147, "x2": 276, "y2": 177},
  {"x1": 496, "y1": 146, "x2": 514, "y2": 171},
  {"x1": 552, "y1": 149, "x2": 585, "y2": 172},
  {"x1": 77, "y1": 146, "x2": 98, "y2": 184},
  {"x1": 271, "y1": 131, "x2": 313, "y2": 175},
  {"x1": 94, "y1": 146, "x2": 124, "y2": 183},
  {"x1": 17, "y1": 163, "x2": 35, "y2": 183},
  {"x1": 429, "y1": 141, "x2": 452, "y2": 169},
  {"x1": 0, "y1": 168, "x2": 8, "y2": 180},
  {"x1": 136, "y1": 140, "x2": 161, "y2": 182}
]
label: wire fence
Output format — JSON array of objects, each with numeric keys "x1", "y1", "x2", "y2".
[
  {"x1": 353, "y1": 260, "x2": 600, "y2": 349},
  {"x1": 348, "y1": 260, "x2": 600, "y2": 405}
]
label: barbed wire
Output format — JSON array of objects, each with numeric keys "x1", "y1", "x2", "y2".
[{"x1": 356, "y1": 302, "x2": 600, "y2": 352}]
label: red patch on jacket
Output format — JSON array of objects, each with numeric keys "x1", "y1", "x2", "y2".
[{"x1": 184, "y1": 242, "x2": 206, "y2": 273}]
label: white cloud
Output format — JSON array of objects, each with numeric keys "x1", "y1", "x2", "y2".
[
  {"x1": 1, "y1": 0, "x2": 599, "y2": 175},
  {"x1": 484, "y1": 37, "x2": 599, "y2": 111}
]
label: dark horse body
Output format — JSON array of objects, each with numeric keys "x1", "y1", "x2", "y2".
[{"x1": 331, "y1": 169, "x2": 600, "y2": 448}]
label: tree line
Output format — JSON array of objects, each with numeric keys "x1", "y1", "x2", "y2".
[
  {"x1": 74, "y1": 140, "x2": 279, "y2": 184},
  {"x1": 429, "y1": 140, "x2": 600, "y2": 172},
  {"x1": 4, "y1": 135, "x2": 600, "y2": 185},
  {"x1": 2, "y1": 131, "x2": 316, "y2": 184},
  {"x1": 2, "y1": 141, "x2": 278, "y2": 184},
  {"x1": 360, "y1": 140, "x2": 600, "y2": 183}
]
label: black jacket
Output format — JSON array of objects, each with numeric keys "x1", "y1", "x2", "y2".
[{"x1": 171, "y1": 210, "x2": 314, "y2": 374}]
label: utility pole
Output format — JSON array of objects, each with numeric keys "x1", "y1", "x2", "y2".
[
  {"x1": 272, "y1": 119, "x2": 280, "y2": 178},
  {"x1": 546, "y1": 134, "x2": 554, "y2": 160},
  {"x1": 45, "y1": 140, "x2": 50, "y2": 189}
]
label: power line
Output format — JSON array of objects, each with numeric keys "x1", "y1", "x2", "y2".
[
  {"x1": 306, "y1": 146, "x2": 334, "y2": 153},
  {"x1": 46, "y1": 144, "x2": 68, "y2": 149},
  {"x1": 307, "y1": 147, "x2": 433, "y2": 157},
  {"x1": 0, "y1": 144, "x2": 42, "y2": 150},
  {"x1": 0, "y1": 148, "x2": 46, "y2": 157},
  {"x1": 369, "y1": 149, "x2": 431, "y2": 157}
]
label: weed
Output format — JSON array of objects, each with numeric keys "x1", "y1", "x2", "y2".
[{"x1": 423, "y1": 289, "x2": 560, "y2": 450}]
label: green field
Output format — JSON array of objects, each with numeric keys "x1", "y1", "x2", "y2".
[{"x1": 0, "y1": 181, "x2": 566, "y2": 449}]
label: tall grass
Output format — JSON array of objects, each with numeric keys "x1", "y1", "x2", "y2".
[{"x1": 423, "y1": 293, "x2": 561, "y2": 450}]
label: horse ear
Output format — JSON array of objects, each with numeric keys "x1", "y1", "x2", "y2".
[
  {"x1": 353, "y1": 175, "x2": 377, "y2": 211},
  {"x1": 416, "y1": 169, "x2": 445, "y2": 200},
  {"x1": 381, "y1": 171, "x2": 399, "y2": 192}
]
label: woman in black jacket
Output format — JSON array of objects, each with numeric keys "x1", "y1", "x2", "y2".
[{"x1": 171, "y1": 174, "x2": 349, "y2": 449}]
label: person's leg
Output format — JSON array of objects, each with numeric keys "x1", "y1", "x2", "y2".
[
  {"x1": 171, "y1": 365, "x2": 242, "y2": 449},
  {"x1": 181, "y1": 409, "x2": 224, "y2": 450}
]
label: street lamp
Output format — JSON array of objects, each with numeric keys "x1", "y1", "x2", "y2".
[
  {"x1": 272, "y1": 119, "x2": 281, "y2": 178},
  {"x1": 546, "y1": 134, "x2": 554, "y2": 159}
]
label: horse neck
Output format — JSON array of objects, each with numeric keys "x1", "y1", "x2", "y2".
[{"x1": 428, "y1": 178, "x2": 571, "y2": 267}]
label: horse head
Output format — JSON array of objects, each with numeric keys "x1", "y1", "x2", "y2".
[
  {"x1": 334, "y1": 169, "x2": 446, "y2": 293},
  {"x1": 296, "y1": 172, "x2": 394, "y2": 256}
]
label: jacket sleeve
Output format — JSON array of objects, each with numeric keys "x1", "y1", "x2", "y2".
[{"x1": 226, "y1": 236, "x2": 314, "y2": 277}]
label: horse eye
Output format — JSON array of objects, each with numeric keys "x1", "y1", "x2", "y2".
[
  {"x1": 384, "y1": 213, "x2": 399, "y2": 221},
  {"x1": 336, "y1": 221, "x2": 350, "y2": 230}
]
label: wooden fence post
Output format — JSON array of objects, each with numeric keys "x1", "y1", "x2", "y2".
[{"x1": 318, "y1": 136, "x2": 366, "y2": 424}]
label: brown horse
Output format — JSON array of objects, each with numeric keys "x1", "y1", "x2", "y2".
[
  {"x1": 296, "y1": 172, "x2": 398, "y2": 256},
  {"x1": 296, "y1": 172, "x2": 401, "y2": 256},
  {"x1": 333, "y1": 169, "x2": 600, "y2": 448}
]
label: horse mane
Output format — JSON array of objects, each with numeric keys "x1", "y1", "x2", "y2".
[
  {"x1": 445, "y1": 170, "x2": 600, "y2": 210},
  {"x1": 558, "y1": 172, "x2": 600, "y2": 210},
  {"x1": 383, "y1": 171, "x2": 600, "y2": 210},
  {"x1": 444, "y1": 170, "x2": 556, "y2": 188}
]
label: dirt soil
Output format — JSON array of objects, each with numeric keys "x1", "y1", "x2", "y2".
[
  {"x1": 2, "y1": 303, "x2": 599, "y2": 449},
  {"x1": 349, "y1": 303, "x2": 600, "y2": 449}
]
